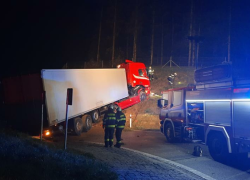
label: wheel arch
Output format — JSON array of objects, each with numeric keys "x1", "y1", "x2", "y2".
[{"x1": 206, "y1": 125, "x2": 232, "y2": 153}]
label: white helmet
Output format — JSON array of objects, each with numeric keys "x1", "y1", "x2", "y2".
[{"x1": 117, "y1": 107, "x2": 122, "y2": 111}]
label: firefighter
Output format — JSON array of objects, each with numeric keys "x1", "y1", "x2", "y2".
[
  {"x1": 103, "y1": 104, "x2": 117, "y2": 147},
  {"x1": 167, "y1": 72, "x2": 177, "y2": 85},
  {"x1": 148, "y1": 66, "x2": 154, "y2": 81},
  {"x1": 114, "y1": 107, "x2": 126, "y2": 148}
]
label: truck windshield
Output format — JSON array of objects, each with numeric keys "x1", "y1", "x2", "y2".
[{"x1": 138, "y1": 69, "x2": 147, "y2": 77}]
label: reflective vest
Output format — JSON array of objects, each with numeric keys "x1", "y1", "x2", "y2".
[
  {"x1": 116, "y1": 111, "x2": 126, "y2": 129},
  {"x1": 103, "y1": 109, "x2": 117, "y2": 128}
]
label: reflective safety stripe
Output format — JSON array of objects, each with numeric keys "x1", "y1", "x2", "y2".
[
  {"x1": 107, "y1": 125, "x2": 116, "y2": 128},
  {"x1": 108, "y1": 113, "x2": 116, "y2": 116},
  {"x1": 117, "y1": 126, "x2": 124, "y2": 128},
  {"x1": 110, "y1": 139, "x2": 113, "y2": 142},
  {"x1": 106, "y1": 139, "x2": 109, "y2": 141},
  {"x1": 118, "y1": 141, "x2": 122, "y2": 144}
]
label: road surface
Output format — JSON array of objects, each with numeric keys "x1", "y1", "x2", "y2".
[{"x1": 51, "y1": 123, "x2": 250, "y2": 180}]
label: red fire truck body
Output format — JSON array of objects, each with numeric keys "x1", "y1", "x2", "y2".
[{"x1": 158, "y1": 64, "x2": 250, "y2": 162}]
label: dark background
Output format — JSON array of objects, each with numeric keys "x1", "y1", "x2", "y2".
[{"x1": 1, "y1": 0, "x2": 250, "y2": 78}]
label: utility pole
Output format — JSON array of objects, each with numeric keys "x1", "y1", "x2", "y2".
[
  {"x1": 111, "y1": 0, "x2": 117, "y2": 68},
  {"x1": 161, "y1": 15, "x2": 164, "y2": 66},
  {"x1": 97, "y1": 6, "x2": 103, "y2": 63},
  {"x1": 160, "y1": 0, "x2": 165, "y2": 66},
  {"x1": 188, "y1": 0, "x2": 194, "y2": 66},
  {"x1": 150, "y1": 5, "x2": 155, "y2": 66},
  {"x1": 188, "y1": 36, "x2": 203, "y2": 69},
  {"x1": 133, "y1": 0, "x2": 138, "y2": 62}
]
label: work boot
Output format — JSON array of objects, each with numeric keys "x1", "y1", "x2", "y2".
[
  {"x1": 104, "y1": 141, "x2": 109, "y2": 147},
  {"x1": 114, "y1": 144, "x2": 120, "y2": 148},
  {"x1": 109, "y1": 143, "x2": 113, "y2": 148}
]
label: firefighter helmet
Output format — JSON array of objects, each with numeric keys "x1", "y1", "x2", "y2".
[
  {"x1": 117, "y1": 107, "x2": 122, "y2": 111},
  {"x1": 109, "y1": 104, "x2": 114, "y2": 109}
]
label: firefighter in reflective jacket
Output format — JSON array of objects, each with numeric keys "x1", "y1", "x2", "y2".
[
  {"x1": 114, "y1": 107, "x2": 126, "y2": 148},
  {"x1": 103, "y1": 104, "x2": 117, "y2": 147}
]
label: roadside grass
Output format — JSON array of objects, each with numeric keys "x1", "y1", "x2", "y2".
[{"x1": 0, "y1": 129, "x2": 118, "y2": 180}]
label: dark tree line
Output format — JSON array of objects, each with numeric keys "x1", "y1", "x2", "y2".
[
  {"x1": 1, "y1": 0, "x2": 250, "y2": 77},
  {"x1": 87, "y1": 0, "x2": 249, "y2": 67}
]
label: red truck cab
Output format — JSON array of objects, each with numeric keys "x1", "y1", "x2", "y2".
[
  {"x1": 116, "y1": 60, "x2": 150, "y2": 109},
  {"x1": 117, "y1": 59, "x2": 150, "y2": 95}
]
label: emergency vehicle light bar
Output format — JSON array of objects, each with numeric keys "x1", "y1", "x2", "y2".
[{"x1": 186, "y1": 99, "x2": 250, "y2": 102}]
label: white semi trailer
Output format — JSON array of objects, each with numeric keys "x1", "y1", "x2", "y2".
[{"x1": 42, "y1": 68, "x2": 129, "y2": 135}]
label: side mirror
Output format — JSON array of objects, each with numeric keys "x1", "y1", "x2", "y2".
[{"x1": 157, "y1": 99, "x2": 168, "y2": 108}]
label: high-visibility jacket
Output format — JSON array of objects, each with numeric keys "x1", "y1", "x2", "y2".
[
  {"x1": 103, "y1": 109, "x2": 117, "y2": 128},
  {"x1": 116, "y1": 111, "x2": 126, "y2": 129}
]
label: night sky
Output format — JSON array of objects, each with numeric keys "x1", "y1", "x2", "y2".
[{"x1": 1, "y1": 0, "x2": 250, "y2": 78}]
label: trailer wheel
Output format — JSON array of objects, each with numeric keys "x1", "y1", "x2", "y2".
[
  {"x1": 73, "y1": 117, "x2": 83, "y2": 136},
  {"x1": 140, "y1": 91, "x2": 146, "y2": 102},
  {"x1": 91, "y1": 110, "x2": 99, "y2": 123},
  {"x1": 208, "y1": 133, "x2": 228, "y2": 162},
  {"x1": 165, "y1": 123, "x2": 175, "y2": 143},
  {"x1": 82, "y1": 114, "x2": 92, "y2": 132}
]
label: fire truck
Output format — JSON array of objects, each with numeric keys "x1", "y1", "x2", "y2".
[
  {"x1": 2, "y1": 60, "x2": 150, "y2": 136},
  {"x1": 158, "y1": 63, "x2": 250, "y2": 162}
]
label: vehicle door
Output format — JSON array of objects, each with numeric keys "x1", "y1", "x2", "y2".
[{"x1": 168, "y1": 90, "x2": 185, "y2": 126}]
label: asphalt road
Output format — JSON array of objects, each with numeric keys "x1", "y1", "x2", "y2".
[{"x1": 52, "y1": 124, "x2": 250, "y2": 180}]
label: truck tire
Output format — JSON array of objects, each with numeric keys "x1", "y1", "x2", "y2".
[
  {"x1": 140, "y1": 91, "x2": 146, "y2": 102},
  {"x1": 73, "y1": 117, "x2": 83, "y2": 136},
  {"x1": 165, "y1": 123, "x2": 175, "y2": 143},
  {"x1": 208, "y1": 133, "x2": 228, "y2": 162},
  {"x1": 91, "y1": 110, "x2": 99, "y2": 123},
  {"x1": 82, "y1": 114, "x2": 92, "y2": 132}
]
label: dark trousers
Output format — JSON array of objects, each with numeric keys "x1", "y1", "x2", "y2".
[
  {"x1": 149, "y1": 74, "x2": 154, "y2": 81},
  {"x1": 104, "y1": 128, "x2": 115, "y2": 147},
  {"x1": 115, "y1": 128, "x2": 123, "y2": 147}
]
